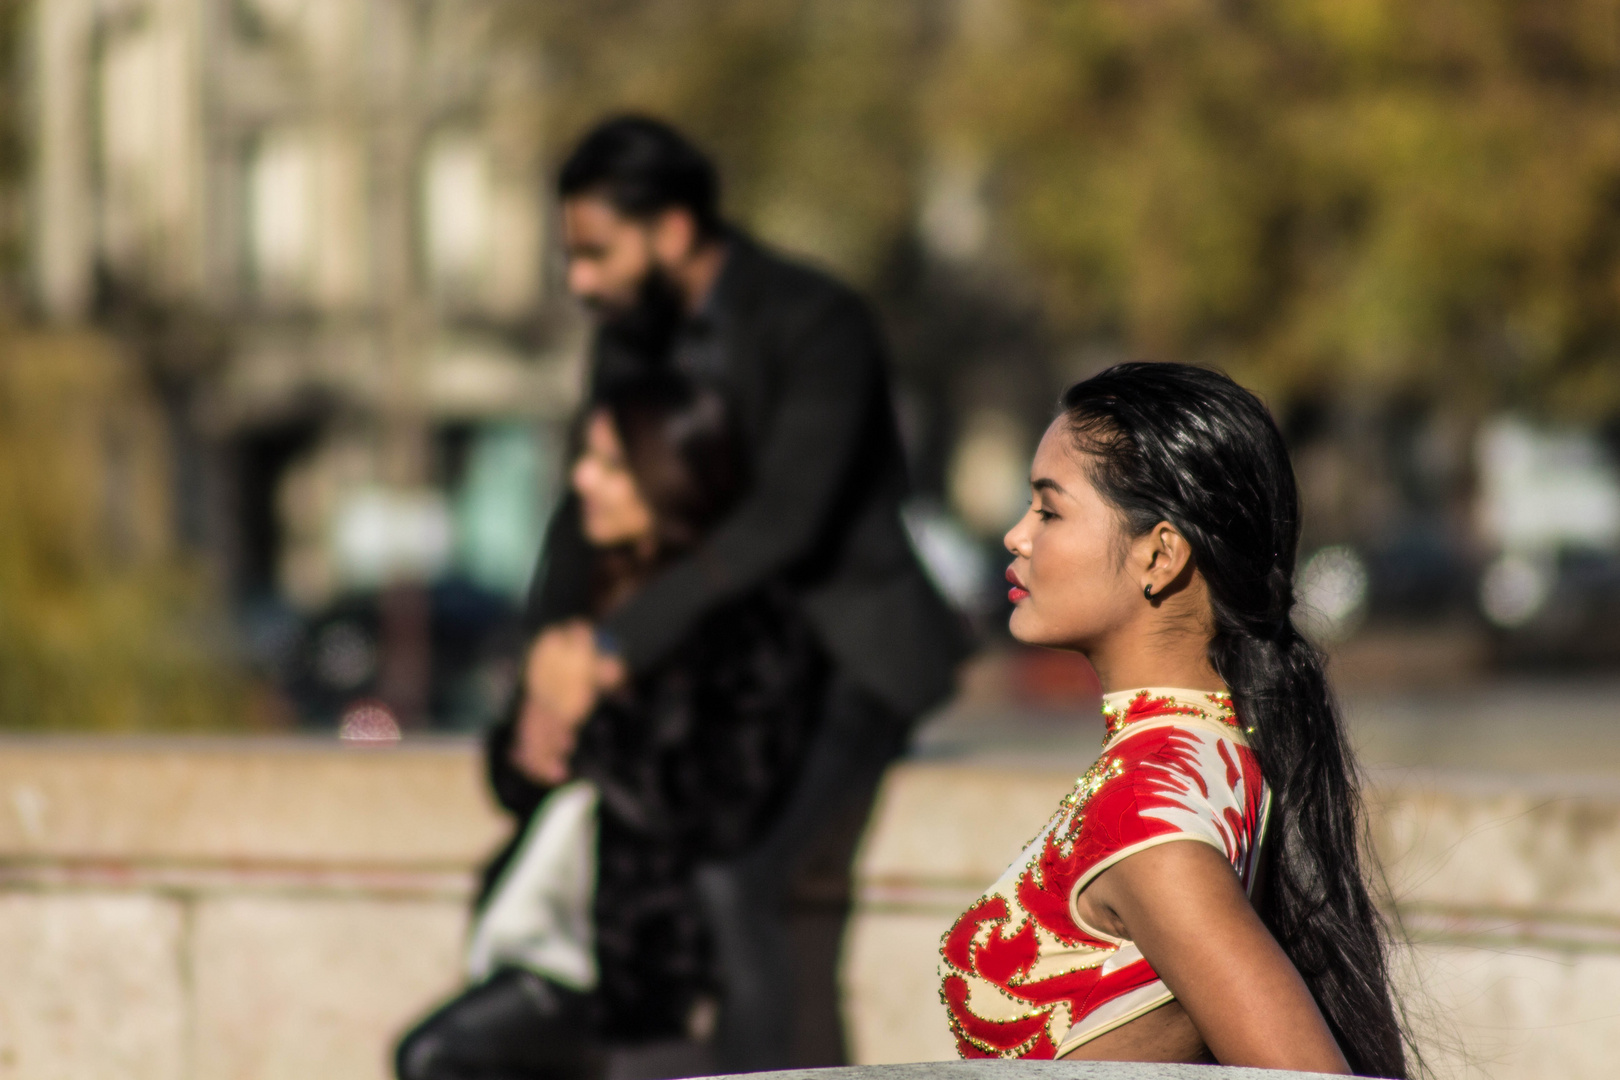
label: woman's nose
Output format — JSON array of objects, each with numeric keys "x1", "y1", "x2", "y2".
[{"x1": 1004, "y1": 519, "x2": 1027, "y2": 556}]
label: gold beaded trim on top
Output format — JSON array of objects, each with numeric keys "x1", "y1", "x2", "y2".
[
  {"x1": 1099, "y1": 688, "x2": 1245, "y2": 742},
  {"x1": 1063, "y1": 755, "x2": 1125, "y2": 813}
]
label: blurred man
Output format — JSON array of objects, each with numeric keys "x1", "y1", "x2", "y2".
[{"x1": 520, "y1": 116, "x2": 965, "y2": 1069}]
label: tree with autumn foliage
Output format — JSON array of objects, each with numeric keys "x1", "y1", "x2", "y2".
[{"x1": 512, "y1": 0, "x2": 1620, "y2": 419}]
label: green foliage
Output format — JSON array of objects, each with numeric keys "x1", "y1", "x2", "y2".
[
  {"x1": 513, "y1": 0, "x2": 1620, "y2": 416},
  {"x1": 506, "y1": 0, "x2": 931, "y2": 280},
  {"x1": 0, "y1": 0, "x2": 27, "y2": 289},
  {"x1": 927, "y1": 0, "x2": 1620, "y2": 412},
  {"x1": 0, "y1": 331, "x2": 247, "y2": 731}
]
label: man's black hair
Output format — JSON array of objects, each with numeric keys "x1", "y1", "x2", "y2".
[{"x1": 558, "y1": 116, "x2": 722, "y2": 238}]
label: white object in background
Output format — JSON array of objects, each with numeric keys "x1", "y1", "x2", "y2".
[
  {"x1": 918, "y1": 149, "x2": 989, "y2": 262},
  {"x1": 331, "y1": 487, "x2": 454, "y2": 589},
  {"x1": 466, "y1": 780, "x2": 599, "y2": 990},
  {"x1": 1477, "y1": 418, "x2": 1620, "y2": 553},
  {"x1": 948, "y1": 410, "x2": 1030, "y2": 537},
  {"x1": 1295, "y1": 545, "x2": 1370, "y2": 644},
  {"x1": 902, "y1": 499, "x2": 993, "y2": 615},
  {"x1": 1480, "y1": 552, "x2": 1555, "y2": 629}
]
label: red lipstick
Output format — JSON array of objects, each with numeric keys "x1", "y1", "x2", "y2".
[{"x1": 1006, "y1": 565, "x2": 1029, "y2": 603}]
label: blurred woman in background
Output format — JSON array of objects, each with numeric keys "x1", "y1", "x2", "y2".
[
  {"x1": 396, "y1": 375, "x2": 826, "y2": 1080},
  {"x1": 940, "y1": 363, "x2": 1409, "y2": 1076}
]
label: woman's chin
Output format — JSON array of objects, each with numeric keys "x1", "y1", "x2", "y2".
[
  {"x1": 1007, "y1": 607, "x2": 1054, "y2": 647},
  {"x1": 1008, "y1": 609, "x2": 1090, "y2": 654}
]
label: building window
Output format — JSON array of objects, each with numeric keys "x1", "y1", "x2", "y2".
[
  {"x1": 247, "y1": 128, "x2": 314, "y2": 301},
  {"x1": 421, "y1": 132, "x2": 492, "y2": 303},
  {"x1": 98, "y1": 18, "x2": 194, "y2": 285}
]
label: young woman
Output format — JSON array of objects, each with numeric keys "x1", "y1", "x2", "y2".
[
  {"x1": 397, "y1": 377, "x2": 826, "y2": 1080},
  {"x1": 939, "y1": 363, "x2": 1408, "y2": 1077}
]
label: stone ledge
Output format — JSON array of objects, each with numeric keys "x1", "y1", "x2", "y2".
[
  {"x1": 854, "y1": 759, "x2": 1620, "y2": 934},
  {"x1": 733, "y1": 1063, "x2": 1340, "y2": 1080},
  {"x1": 4, "y1": 735, "x2": 1618, "y2": 1079},
  {"x1": 0, "y1": 858, "x2": 476, "y2": 899},
  {"x1": 0, "y1": 735, "x2": 507, "y2": 866}
]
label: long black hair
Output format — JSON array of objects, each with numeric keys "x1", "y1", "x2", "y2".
[{"x1": 1060, "y1": 362, "x2": 1409, "y2": 1078}]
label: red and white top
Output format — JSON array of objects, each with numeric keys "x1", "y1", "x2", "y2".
[{"x1": 938, "y1": 688, "x2": 1270, "y2": 1059}]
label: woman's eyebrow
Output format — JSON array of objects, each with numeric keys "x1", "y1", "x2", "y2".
[{"x1": 1032, "y1": 477, "x2": 1066, "y2": 495}]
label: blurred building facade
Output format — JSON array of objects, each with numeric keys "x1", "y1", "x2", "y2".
[
  {"x1": 26, "y1": 0, "x2": 1620, "y2": 725},
  {"x1": 27, "y1": 0, "x2": 581, "y2": 725}
]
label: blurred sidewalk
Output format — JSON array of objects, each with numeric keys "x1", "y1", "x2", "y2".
[{"x1": 926, "y1": 632, "x2": 1620, "y2": 775}]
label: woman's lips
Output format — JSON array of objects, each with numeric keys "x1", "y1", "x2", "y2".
[{"x1": 1005, "y1": 565, "x2": 1029, "y2": 603}]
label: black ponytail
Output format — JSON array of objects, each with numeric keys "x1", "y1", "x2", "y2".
[{"x1": 1060, "y1": 362, "x2": 1410, "y2": 1079}]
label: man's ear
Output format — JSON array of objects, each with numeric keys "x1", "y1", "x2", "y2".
[{"x1": 650, "y1": 207, "x2": 698, "y2": 265}]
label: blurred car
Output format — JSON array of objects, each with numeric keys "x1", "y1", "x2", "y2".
[{"x1": 272, "y1": 579, "x2": 523, "y2": 730}]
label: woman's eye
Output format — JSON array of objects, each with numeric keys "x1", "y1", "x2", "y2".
[{"x1": 1035, "y1": 507, "x2": 1056, "y2": 522}]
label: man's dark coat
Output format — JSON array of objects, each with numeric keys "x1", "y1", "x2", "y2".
[{"x1": 526, "y1": 231, "x2": 964, "y2": 718}]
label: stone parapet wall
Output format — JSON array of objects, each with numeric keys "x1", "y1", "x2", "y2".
[
  {"x1": 2, "y1": 737, "x2": 1616, "y2": 1079},
  {"x1": 0, "y1": 737, "x2": 505, "y2": 1080}
]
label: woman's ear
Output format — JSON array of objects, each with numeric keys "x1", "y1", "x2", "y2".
[{"x1": 1136, "y1": 521, "x2": 1194, "y2": 599}]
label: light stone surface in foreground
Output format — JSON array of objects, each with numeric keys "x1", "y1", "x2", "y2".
[
  {"x1": 734, "y1": 1063, "x2": 1340, "y2": 1080},
  {"x1": 0, "y1": 736, "x2": 496, "y2": 1080},
  {"x1": 0, "y1": 893, "x2": 185, "y2": 1080}
]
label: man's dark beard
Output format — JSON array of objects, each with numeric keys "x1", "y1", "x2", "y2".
[{"x1": 594, "y1": 267, "x2": 687, "y2": 362}]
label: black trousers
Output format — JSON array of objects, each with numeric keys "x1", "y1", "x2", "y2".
[
  {"x1": 695, "y1": 672, "x2": 910, "y2": 1072},
  {"x1": 395, "y1": 968, "x2": 601, "y2": 1080},
  {"x1": 395, "y1": 674, "x2": 908, "y2": 1080}
]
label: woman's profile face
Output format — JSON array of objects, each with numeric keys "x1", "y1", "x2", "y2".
[
  {"x1": 572, "y1": 410, "x2": 656, "y2": 547},
  {"x1": 1003, "y1": 418, "x2": 1140, "y2": 649}
]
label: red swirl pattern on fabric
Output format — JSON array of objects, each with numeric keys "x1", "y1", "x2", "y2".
[{"x1": 938, "y1": 689, "x2": 1267, "y2": 1059}]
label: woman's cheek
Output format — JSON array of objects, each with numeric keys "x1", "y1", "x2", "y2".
[{"x1": 1042, "y1": 566, "x2": 1093, "y2": 641}]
